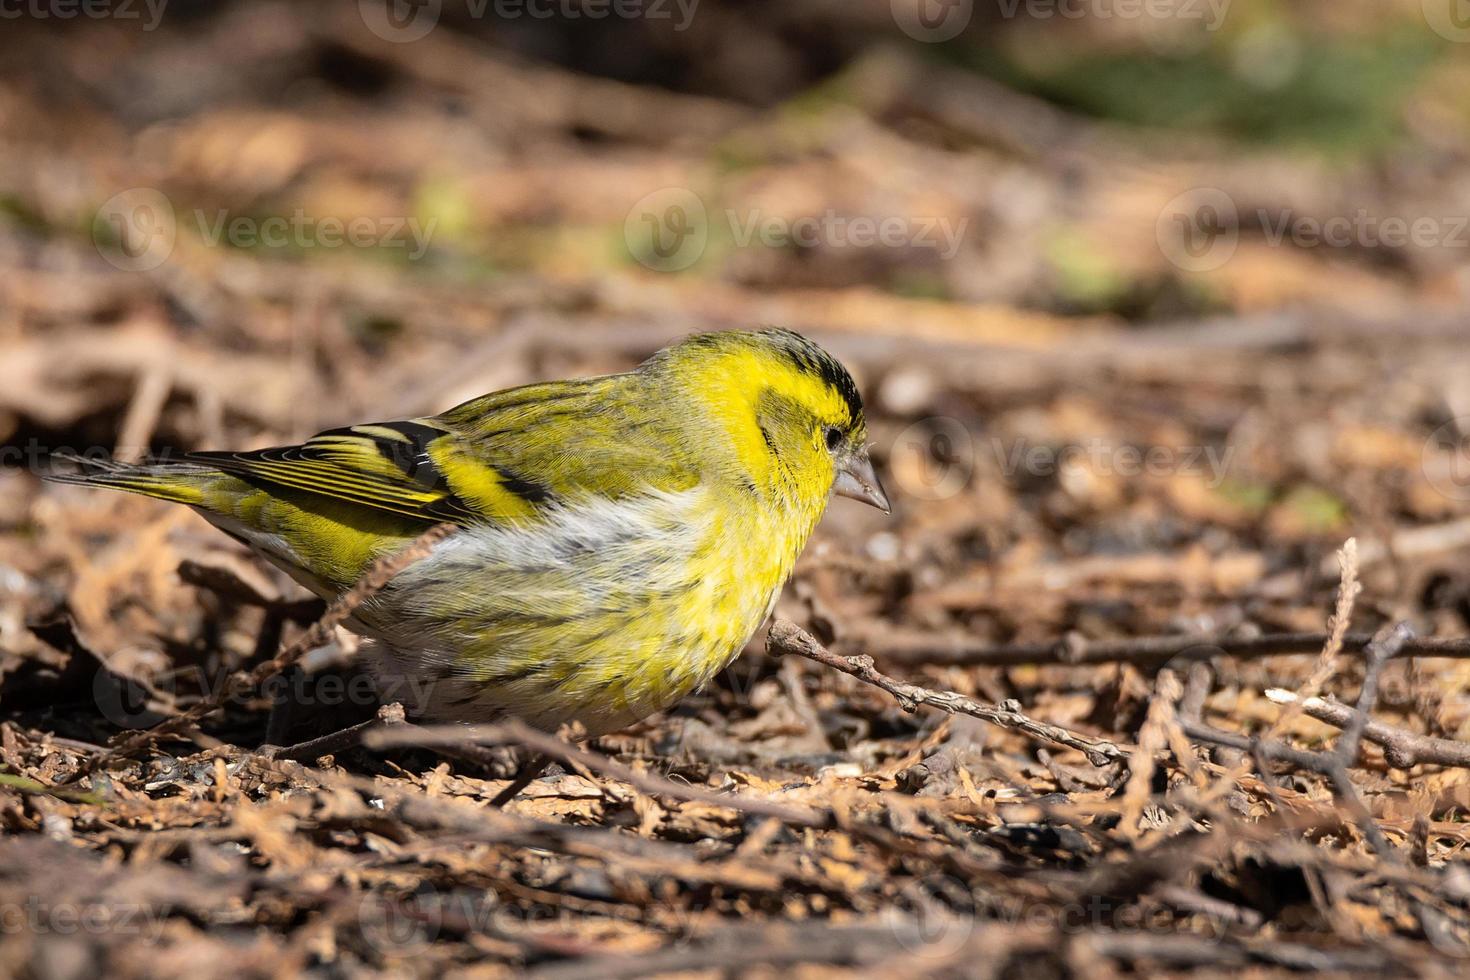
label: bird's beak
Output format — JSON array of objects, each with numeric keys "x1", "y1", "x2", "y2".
[{"x1": 833, "y1": 450, "x2": 891, "y2": 513}]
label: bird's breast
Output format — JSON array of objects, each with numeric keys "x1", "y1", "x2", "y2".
[{"x1": 359, "y1": 483, "x2": 827, "y2": 733}]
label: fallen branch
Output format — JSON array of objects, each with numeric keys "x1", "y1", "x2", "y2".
[
  {"x1": 1182, "y1": 624, "x2": 1414, "y2": 856},
  {"x1": 767, "y1": 620, "x2": 1125, "y2": 766},
  {"x1": 364, "y1": 717, "x2": 1005, "y2": 880},
  {"x1": 366, "y1": 717, "x2": 829, "y2": 828},
  {"x1": 1264, "y1": 689, "x2": 1470, "y2": 770}
]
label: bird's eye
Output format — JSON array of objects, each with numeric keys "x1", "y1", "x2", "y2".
[{"x1": 824, "y1": 426, "x2": 843, "y2": 451}]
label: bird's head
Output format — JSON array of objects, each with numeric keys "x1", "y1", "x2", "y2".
[{"x1": 649, "y1": 328, "x2": 889, "y2": 514}]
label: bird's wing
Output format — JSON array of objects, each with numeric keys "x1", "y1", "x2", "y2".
[
  {"x1": 187, "y1": 419, "x2": 487, "y2": 525},
  {"x1": 188, "y1": 375, "x2": 700, "y2": 527}
]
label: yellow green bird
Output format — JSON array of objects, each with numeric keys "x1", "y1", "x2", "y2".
[{"x1": 50, "y1": 328, "x2": 889, "y2": 734}]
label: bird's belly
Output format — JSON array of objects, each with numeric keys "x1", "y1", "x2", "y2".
[{"x1": 358, "y1": 489, "x2": 813, "y2": 734}]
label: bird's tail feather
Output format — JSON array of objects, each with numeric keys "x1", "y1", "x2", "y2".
[{"x1": 43, "y1": 452, "x2": 214, "y2": 507}]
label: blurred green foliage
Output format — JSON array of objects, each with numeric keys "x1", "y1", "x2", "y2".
[{"x1": 958, "y1": 26, "x2": 1438, "y2": 157}]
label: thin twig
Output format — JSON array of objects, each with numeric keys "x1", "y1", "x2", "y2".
[
  {"x1": 259, "y1": 703, "x2": 408, "y2": 762},
  {"x1": 1121, "y1": 669, "x2": 1177, "y2": 836},
  {"x1": 767, "y1": 620, "x2": 1125, "y2": 766},
  {"x1": 857, "y1": 627, "x2": 1470, "y2": 668},
  {"x1": 1266, "y1": 538, "x2": 1360, "y2": 740},
  {"x1": 1265, "y1": 689, "x2": 1470, "y2": 770},
  {"x1": 367, "y1": 718, "x2": 830, "y2": 827},
  {"x1": 1182, "y1": 624, "x2": 1414, "y2": 857},
  {"x1": 1332, "y1": 624, "x2": 1406, "y2": 769},
  {"x1": 364, "y1": 718, "x2": 1005, "y2": 879}
]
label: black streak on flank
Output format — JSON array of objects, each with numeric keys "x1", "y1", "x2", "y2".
[{"x1": 497, "y1": 467, "x2": 556, "y2": 505}]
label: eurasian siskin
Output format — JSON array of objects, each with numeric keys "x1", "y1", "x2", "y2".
[{"x1": 51, "y1": 328, "x2": 889, "y2": 734}]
